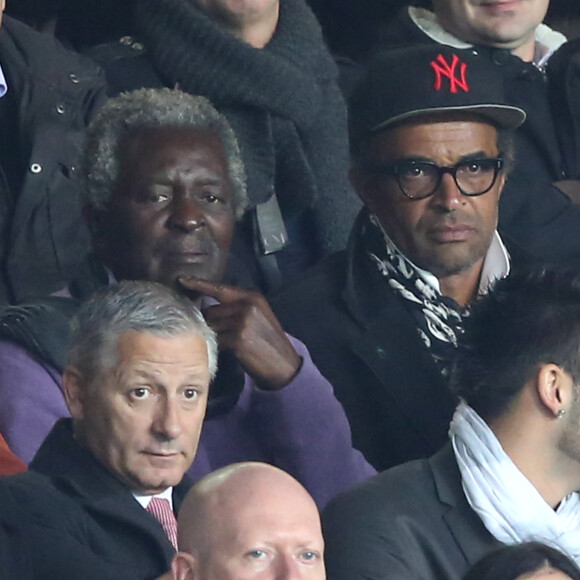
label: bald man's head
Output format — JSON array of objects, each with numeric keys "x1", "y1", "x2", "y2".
[{"x1": 172, "y1": 462, "x2": 325, "y2": 580}]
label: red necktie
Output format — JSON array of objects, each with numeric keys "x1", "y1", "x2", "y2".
[{"x1": 146, "y1": 497, "x2": 178, "y2": 550}]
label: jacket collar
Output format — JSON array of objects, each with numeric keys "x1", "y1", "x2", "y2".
[
  {"x1": 430, "y1": 444, "x2": 500, "y2": 565},
  {"x1": 341, "y1": 210, "x2": 457, "y2": 450},
  {"x1": 30, "y1": 419, "x2": 191, "y2": 562}
]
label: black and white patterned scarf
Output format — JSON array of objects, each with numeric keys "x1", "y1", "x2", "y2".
[{"x1": 363, "y1": 213, "x2": 465, "y2": 377}]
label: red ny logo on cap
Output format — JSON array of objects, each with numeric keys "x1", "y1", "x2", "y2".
[{"x1": 431, "y1": 54, "x2": 470, "y2": 94}]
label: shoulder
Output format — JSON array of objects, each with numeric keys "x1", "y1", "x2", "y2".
[
  {"x1": 0, "y1": 16, "x2": 104, "y2": 89},
  {"x1": 84, "y1": 36, "x2": 163, "y2": 95},
  {"x1": 321, "y1": 456, "x2": 452, "y2": 580},
  {"x1": 273, "y1": 252, "x2": 347, "y2": 317},
  {"x1": 324, "y1": 455, "x2": 440, "y2": 524},
  {"x1": 0, "y1": 296, "x2": 79, "y2": 372}
]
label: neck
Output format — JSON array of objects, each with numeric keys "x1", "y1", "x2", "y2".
[
  {"x1": 201, "y1": 3, "x2": 279, "y2": 49},
  {"x1": 431, "y1": 8, "x2": 537, "y2": 63},
  {"x1": 509, "y1": 37, "x2": 537, "y2": 63},
  {"x1": 491, "y1": 413, "x2": 578, "y2": 509},
  {"x1": 438, "y1": 259, "x2": 483, "y2": 308}
]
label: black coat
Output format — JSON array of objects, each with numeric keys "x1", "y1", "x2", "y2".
[
  {"x1": 0, "y1": 16, "x2": 107, "y2": 304},
  {"x1": 322, "y1": 444, "x2": 499, "y2": 580},
  {"x1": 273, "y1": 212, "x2": 456, "y2": 471},
  {"x1": 4, "y1": 419, "x2": 191, "y2": 580},
  {"x1": 0, "y1": 479, "x2": 33, "y2": 580},
  {"x1": 273, "y1": 211, "x2": 534, "y2": 471}
]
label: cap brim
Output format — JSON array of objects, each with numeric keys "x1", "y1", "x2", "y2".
[{"x1": 371, "y1": 104, "x2": 526, "y2": 132}]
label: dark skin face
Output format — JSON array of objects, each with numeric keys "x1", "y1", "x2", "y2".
[
  {"x1": 88, "y1": 125, "x2": 301, "y2": 390},
  {"x1": 90, "y1": 126, "x2": 236, "y2": 295}
]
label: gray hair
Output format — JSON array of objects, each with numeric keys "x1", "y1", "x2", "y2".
[
  {"x1": 68, "y1": 281, "x2": 218, "y2": 384},
  {"x1": 83, "y1": 88, "x2": 248, "y2": 219}
]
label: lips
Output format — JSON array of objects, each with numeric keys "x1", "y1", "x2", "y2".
[
  {"x1": 165, "y1": 250, "x2": 210, "y2": 264},
  {"x1": 427, "y1": 223, "x2": 477, "y2": 243},
  {"x1": 478, "y1": 0, "x2": 522, "y2": 12},
  {"x1": 163, "y1": 237, "x2": 217, "y2": 263},
  {"x1": 143, "y1": 450, "x2": 181, "y2": 465}
]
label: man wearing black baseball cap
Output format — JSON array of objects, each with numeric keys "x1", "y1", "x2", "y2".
[{"x1": 273, "y1": 44, "x2": 532, "y2": 472}]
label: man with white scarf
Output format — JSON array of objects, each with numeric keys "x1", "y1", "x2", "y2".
[{"x1": 322, "y1": 266, "x2": 580, "y2": 580}]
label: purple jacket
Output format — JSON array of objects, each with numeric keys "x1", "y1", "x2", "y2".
[{"x1": 0, "y1": 335, "x2": 375, "y2": 506}]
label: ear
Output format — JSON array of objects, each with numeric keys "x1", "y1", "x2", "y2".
[
  {"x1": 536, "y1": 363, "x2": 573, "y2": 418},
  {"x1": 62, "y1": 366, "x2": 88, "y2": 420},
  {"x1": 171, "y1": 552, "x2": 198, "y2": 580},
  {"x1": 349, "y1": 165, "x2": 377, "y2": 210},
  {"x1": 496, "y1": 171, "x2": 506, "y2": 200}
]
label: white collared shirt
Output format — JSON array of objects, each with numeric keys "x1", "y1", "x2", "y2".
[{"x1": 133, "y1": 486, "x2": 174, "y2": 510}]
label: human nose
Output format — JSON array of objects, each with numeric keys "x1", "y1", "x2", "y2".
[
  {"x1": 275, "y1": 555, "x2": 304, "y2": 580},
  {"x1": 152, "y1": 397, "x2": 183, "y2": 441},
  {"x1": 430, "y1": 171, "x2": 464, "y2": 210},
  {"x1": 167, "y1": 195, "x2": 205, "y2": 232}
]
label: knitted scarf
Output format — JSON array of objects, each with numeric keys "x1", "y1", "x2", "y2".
[
  {"x1": 363, "y1": 213, "x2": 464, "y2": 378},
  {"x1": 134, "y1": 0, "x2": 337, "y2": 216}
]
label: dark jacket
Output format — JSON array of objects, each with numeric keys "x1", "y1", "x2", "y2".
[
  {"x1": 375, "y1": 8, "x2": 580, "y2": 268},
  {"x1": 0, "y1": 479, "x2": 33, "y2": 580},
  {"x1": 273, "y1": 212, "x2": 455, "y2": 471},
  {"x1": 5, "y1": 419, "x2": 190, "y2": 580},
  {"x1": 273, "y1": 211, "x2": 534, "y2": 471},
  {"x1": 0, "y1": 15, "x2": 107, "y2": 304},
  {"x1": 322, "y1": 444, "x2": 499, "y2": 580}
]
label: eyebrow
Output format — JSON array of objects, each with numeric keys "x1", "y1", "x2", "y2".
[{"x1": 385, "y1": 150, "x2": 496, "y2": 165}]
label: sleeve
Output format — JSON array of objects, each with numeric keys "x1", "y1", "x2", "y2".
[
  {"x1": 0, "y1": 341, "x2": 68, "y2": 463},
  {"x1": 244, "y1": 334, "x2": 376, "y2": 507}
]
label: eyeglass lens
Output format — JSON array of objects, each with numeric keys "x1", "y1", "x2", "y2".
[{"x1": 397, "y1": 159, "x2": 501, "y2": 199}]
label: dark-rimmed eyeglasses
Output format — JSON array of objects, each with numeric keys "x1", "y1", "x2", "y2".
[{"x1": 365, "y1": 157, "x2": 504, "y2": 200}]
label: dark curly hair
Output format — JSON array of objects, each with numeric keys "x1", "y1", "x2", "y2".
[
  {"x1": 453, "y1": 266, "x2": 580, "y2": 422},
  {"x1": 463, "y1": 542, "x2": 580, "y2": 580}
]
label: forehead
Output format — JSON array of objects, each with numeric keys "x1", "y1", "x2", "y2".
[
  {"x1": 113, "y1": 330, "x2": 210, "y2": 374},
  {"x1": 367, "y1": 116, "x2": 500, "y2": 162},
  {"x1": 118, "y1": 126, "x2": 230, "y2": 181},
  {"x1": 208, "y1": 477, "x2": 323, "y2": 545},
  {"x1": 519, "y1": 570, "x2": 574, "y2": 580}
]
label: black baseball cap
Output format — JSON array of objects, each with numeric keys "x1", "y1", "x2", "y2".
[{"x1": 349, "y1": 45, "x2": 526, "y2": 151}]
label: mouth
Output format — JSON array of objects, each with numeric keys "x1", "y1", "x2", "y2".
[
  {"x1": 164, "y1": 250, "x2": 210, "y2": 264},
  {"x1": 478, "y1": 0, "x2": 522, "y2": 11},
  {"x1": 427, "y1": 224, "x2": 476, "y2": 243},
  {"x1": 143, "y1": 450, "x2": 181, "y2": 462}
]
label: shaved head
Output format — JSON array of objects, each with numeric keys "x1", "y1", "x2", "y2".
[{"x1": 173, "y1": 462, "x2": 325, "y2": 579}]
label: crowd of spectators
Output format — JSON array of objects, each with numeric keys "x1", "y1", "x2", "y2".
[{"x1": 2, "y1": 0, "x2": 580, "y2": 579}]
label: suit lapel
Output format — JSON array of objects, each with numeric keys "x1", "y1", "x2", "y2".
[
  {"x1": 31, "y1": 419, "x2": 176, "y2": 565},
  {"x1": 431, "y1": 445, "x2": 500, "y2": 567},
  {"x1": 350, "y1": 303, "x2": 455, "y2": 450},
  {"x1": 342, "y1": 215, "x2": 457, "y2": 451}
]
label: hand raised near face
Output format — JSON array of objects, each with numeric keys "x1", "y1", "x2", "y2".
[{"x1": 178, "y1": 277, "x2": 302, "y2": 391}]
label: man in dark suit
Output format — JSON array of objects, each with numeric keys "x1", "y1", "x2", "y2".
[
  {"x1": 5, "y1": 281, "x2": 219, "y2": 580},
  {"x1": 322, "y1": 267, "x2": 580, "y2": 580},
  {"x1": 273, "y1": 44, "x2": 531, "y2": 471}
]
